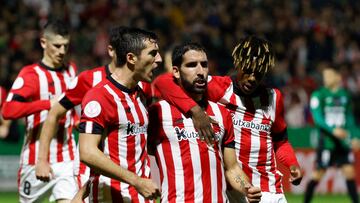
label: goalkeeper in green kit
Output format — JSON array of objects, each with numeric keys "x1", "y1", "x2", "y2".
[{"x1": 304, "y1": 66, "x2": 359, "y2": 203}]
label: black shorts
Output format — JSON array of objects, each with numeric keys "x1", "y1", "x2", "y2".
[{"x1": 315, "y1": 147, "x2": 354, "y2": 169}]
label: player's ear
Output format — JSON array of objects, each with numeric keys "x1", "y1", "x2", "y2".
[
  {"x1": 107, "y1": 45, "x2": 114, "y2": 58},
  {"x1": 126, "y1": 52, "x2": 137, "y2": 66},
  {"x1": 173, "y1": 66, "x2": 180, "y2": 79},
  {"x1": 40, "y1": 37, "x2": 47, "y2": 49}
]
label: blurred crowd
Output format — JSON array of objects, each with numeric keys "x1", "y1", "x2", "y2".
[{"x1": 1, "y1": 0, "x2": 360, "y2": 127}]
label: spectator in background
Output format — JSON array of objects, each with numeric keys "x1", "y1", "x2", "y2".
[
  {"x1": 304, "y1": 66, "x2": 359, "y2": 203},
  {"x1": 1, "y1": 19, "x2": 78, "y2": 203}
]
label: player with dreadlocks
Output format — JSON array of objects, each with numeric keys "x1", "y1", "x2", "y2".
[{"x1": 153, "y1": 35, "x2": 303, "y2": 203}]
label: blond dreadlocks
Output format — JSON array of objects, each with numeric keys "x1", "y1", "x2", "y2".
[{"x1": 232, "y1": 36, "x2": 275, "y2": 74}]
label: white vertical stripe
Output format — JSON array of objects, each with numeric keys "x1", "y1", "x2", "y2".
[
  {"x1": 104, "y1": 85, "x2": 131, "y2": 198},
  {"x1": 157, "y1": 145, "x2": 169, "y2": 203},
  {"x1": 234, "y1": 95, "x2": 244, "y2": 168},
  {"x1": 85, "y1": 121, "x2": 93, "y2": 133},
  {"x1": 26, "y1": 115, "x2": 35, "y2": 130},
  {"x1": 250, "y1": 108, "x2": 262, "y2": 187},
  {"x1": 49, "y1": 71, "x2": 62, "y2": 96},
  {"x1": 62, "y1": 71, "x2": 71, "y2": 88},
  {"x1": 69, "y1": 65, "x2": 76, "y2": 77},
  {"x1": 220, "y1": 82, "x2": 234, "y2": 104},
  {"x1": 6, "y1": 92, "x2": 13, "y2": 102},
  {"x1": 92, "y1": 71, "x2": 102, "y2": 86},
  {"x1": 34, "y1": 66, "x2": 49, "y2": 99},
  {"x1": 270, "y1": 89, "x2": 276, "y2": 121},
  {"x1": 64, "y1": 110, "x2": 71, "y2": 128},
  {"x1": 40, "y1": 110, "x2": 48, "y2": 123}
]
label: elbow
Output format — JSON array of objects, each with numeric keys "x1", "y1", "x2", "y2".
[{"x1": 1, "y1": 104, "x2": 18, "y2": 120}]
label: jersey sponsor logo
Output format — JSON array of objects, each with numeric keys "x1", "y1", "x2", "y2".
[
  {"x1": 126, "y1": 122, "x2": 147, "y2": 135},
  {"x1": 174, "y1": 126, "x2": 222, "y2": 141},
  {"x1": 68, "y1": 77, "x2": 78, "y2": 89},
  {"x1": 233, "y1": 119, "x2": 271, "y2": 132},
  {"x1": 84, "y1": 101, "x2": 101, "y2": 118},
  {"x1": 12, "y1": 77, "x2": 24, "y2": 90}
]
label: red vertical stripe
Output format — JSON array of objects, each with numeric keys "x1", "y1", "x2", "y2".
[
  {"x1": 179, "y1": 141, "x2": 194, "y2": 202},
  {"x1": 198, "y1": 139, "x2": 211, "y2": 203},
  {"x1": 92, "y1": 176, "x2": 99, "y2": 203},
  {"x1": 28, "y1": 126, "x2": 39, "y2": 165},
  {"x1": 56, "y1": 127, "x2": 64, "y2": 162},
  {"x1": 67, "y1": 124, "x2": 74, "y2": 160}
]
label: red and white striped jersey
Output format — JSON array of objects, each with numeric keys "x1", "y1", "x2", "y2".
[
  {"x1": 59, "y1": 65, "x2": 154, "y2": 186},
  {"x1": 148, "y1": 100, "x2": 235, "y2": 203},
  {"x1": 78, "y1": 76, "x2": 153, "y2": 203},
  {"x1": 3, "y1": 62, "x2": 77, "y2": 165},
  {"x1": 59, "y1": 65, "x2": 110, "y2": 183},
  {"x1": 58, "y1": 65, "x2": 110, "y2": 110},
  {"x1": 207, "y1": 75, "x2": 287, "y2": 193},
  {"x1": 153, "y1": 73, "x2": 299, "y2": 194}
]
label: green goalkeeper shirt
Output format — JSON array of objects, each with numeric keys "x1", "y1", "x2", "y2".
[{"x1": 310, "y1": 87, "x2": 355, "y2": 150}]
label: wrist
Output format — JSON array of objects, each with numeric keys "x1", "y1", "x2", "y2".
[{"x1": 189, "y1": 105, "x2": 202, "y2": 116}]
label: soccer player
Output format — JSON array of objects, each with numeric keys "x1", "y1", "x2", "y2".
[
  {"x1": 153, "y1": 36, "x2": 303, "y2": 202},
  {"x1": 78, "y1": 27, "x2": 162, "y2": 202},
  {"x1": 1, "y1": 19, "x2": 78, "y2": 203},
  {"x1": 148, "y1": 42, "x2": 262, "y2": 203},
  {"x1": 36, "y1": 26, "x2": 116, "y2": 190},
  {"x1": 303, "y1": 66, "x2": 359, "y2": 203}
]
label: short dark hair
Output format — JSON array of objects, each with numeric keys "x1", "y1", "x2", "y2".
[
  {"x1": 232, "y1": 35, "x2": 275, "y2": 74},
  {"x1": 109, "y1": 26, "x2": 158, "y2": 66},
  {"x1": 172, "y1": 42, "x2": 207, "y2": 67},
  {"x1": 43, "y1": 19, "x2": 70, "y2": 37}
]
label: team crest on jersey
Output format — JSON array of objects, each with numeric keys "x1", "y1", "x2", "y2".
[
  {"x1": 12, "y1": 77, "x2": 24, "y2": 90},
  {"x1": 84, "y1": 101, "x2": 101, "y2": 118}
]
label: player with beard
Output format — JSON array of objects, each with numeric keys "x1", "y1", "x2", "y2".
[
  {"x1": 148, "y1": 42, "x2": 262, "y2": 203},
  {"x1": 153, "y1": 36, "x2": 303, "y2": 203}
]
